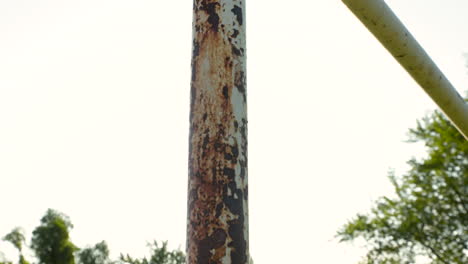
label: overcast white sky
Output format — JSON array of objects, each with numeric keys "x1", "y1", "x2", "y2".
[{"x1": 1, "y1": 0, "x2": 467, "y2": 263}]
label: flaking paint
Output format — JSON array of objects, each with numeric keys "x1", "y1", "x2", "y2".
[{"x1": 187, "y1": 0, "x2": 248, "y2": 263}]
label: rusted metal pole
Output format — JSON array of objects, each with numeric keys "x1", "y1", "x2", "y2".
[
  {"x1": 187, "y1": 1, "x2": 248, "y2": 263},
  {"x1": 342, "y1": 0, "x2": 468, "y2": 140}
]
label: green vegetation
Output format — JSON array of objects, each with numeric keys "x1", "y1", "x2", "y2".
[
  {"x1": 31, "y1": 209, "x2": 77, "y2": 264},
  {"x1": 337, "y1": 109, "x2": 468, "y2": 263},
  {"x1": 77, "y1": 241, "x2": 111, "y2": 264},
  {"x1": 119, "y1": 241, "x2": 184, "y2": 264},
  {"x1": 2, "y1": 209, "x2": 185, "y2": 264},
  {"x1": 3, "y1": 228, "x2": 29, "y2": 264}
]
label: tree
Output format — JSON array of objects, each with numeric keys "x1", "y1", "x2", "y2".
[
  {"x1": 77, "y1": 241, "x2": 112, "y2": 264},
  {"x1": 2, "y1": 227, "x2": 29, "y2": 264},
  {"x1": 3, "y1": 228, "x2": 26, "y2": 253},
  {"x1": 31, "y1": 209, "x2": 78, "y2": 264},
  {"x1": 337, "y1": 109, "x2": 468, "y2": 263},
  {"x1": 119, "y1": 241, "x2": 185, "y2": 264}
]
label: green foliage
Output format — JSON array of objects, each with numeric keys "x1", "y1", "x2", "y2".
[
  {"x1": 119, "y1": 241, "x2": 185, "y2": 264},
  {"x1": 77, "y1": 241, "x2": 111, "y2": 264},
  {"x1": 3, "y1": 228, "x2": 30, "y2": 264},
  {"x1": 31, "y1": 209, "x2": 78, "y2": 264},
  {"x1": 3, "y1": 209, "x2": 184, "y2": 264},
  {"x1": 4, "y1": 209, "x2": 184, "y2": 264},
  {"x1": 337, "y1": 110, "x2": 468, "y2": 264},
  {"x1": 18, "y1": 256, "x2": 29, "y2": 264},
  {"x1": 3, "y1": 228, "x2": 26, "y2": 252}
]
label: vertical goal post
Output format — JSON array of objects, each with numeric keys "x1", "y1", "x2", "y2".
[
  {"x1": 342, "y1": 0, "x2": 468, "y2": 140},
  {"x1": 187, "y1": 1, "x2": 248, "y2": 263}
]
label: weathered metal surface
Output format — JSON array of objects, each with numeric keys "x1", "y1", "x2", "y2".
[
  {"x1": 343, "y1": 0, "x2": 468, "y2": 140},
  {"x1": 187, "y1": 0, "x2": 248, "y2": 263}
]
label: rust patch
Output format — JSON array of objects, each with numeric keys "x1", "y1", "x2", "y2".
[
  {"x1": 200, "y1": 2, "x2": 221, "y2": 32},
  {"x1": 188, "y1": 0, "x2": 248, "y2": 263},
  {"x1": 231, "y1": 5, "x2": 243, "y2": 25}
]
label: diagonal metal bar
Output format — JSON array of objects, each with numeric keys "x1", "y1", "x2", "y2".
[
  {"x1": 187, "y1": 0, "x2": 249, "y2": 263},
  {"x1": 342, "y1": 0, "x2": 468, "y2": 140}
]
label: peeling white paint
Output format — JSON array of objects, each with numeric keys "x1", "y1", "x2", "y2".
[{"x1": 188, "y1": 0, "x2": 249, "y2": 263}]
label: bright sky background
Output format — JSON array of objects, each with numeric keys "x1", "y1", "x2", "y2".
[{"x1": 1, "y1": 0, "x2": 467, "y2": 263}]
